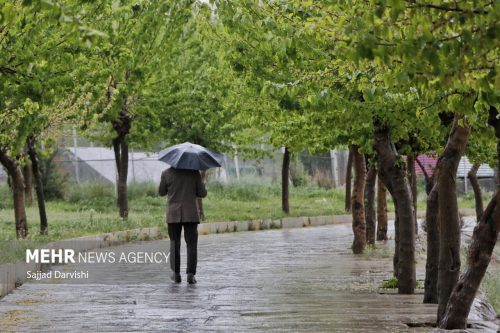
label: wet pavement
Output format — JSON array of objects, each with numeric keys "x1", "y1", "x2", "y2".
[{"x1": 0, "y1": 222, "x2": 495, "y2": 332}]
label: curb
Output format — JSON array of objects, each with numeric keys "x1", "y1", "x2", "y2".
[
  {"x1": 196, "y1": 208, "x2": 476, "y2": 236},
  {"x1": 197, "y1": 215, "x2": 353, "y2": 235}
]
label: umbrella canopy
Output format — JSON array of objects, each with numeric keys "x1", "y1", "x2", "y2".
[{"x1": 158, "y1": 142, "x2": 224, "y2": 171}]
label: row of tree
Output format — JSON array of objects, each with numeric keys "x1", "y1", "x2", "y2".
[
  {"x1": 0, "y1": 0, "x2": 498, "y2": 330},
  {"x1": 207, "y1": 1, "x2": 498, "y2": 329}
]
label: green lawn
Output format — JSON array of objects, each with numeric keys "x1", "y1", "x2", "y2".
[
  {"x1": 0, "y1": 179, "x2": 486, "y2": 242},
  {"x1": 0, "y1": 180, "x2": 347, "y2": 241}
]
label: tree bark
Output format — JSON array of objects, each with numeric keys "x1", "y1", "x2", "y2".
[
  {"x1": 282, "y1": 147, "x2": 290, "y2": 214},
  {"x1": 407, "y1": 154, "x2": 418, "y2": 234},
  {"x1": 112, "y1": 104, "x2": 131, "y2": 219},
  {"x1": 439, "y1": 105, "x2": 500, "y2": 329},
  {"x1": 374, "y1": 124, "x2": 416, "y2": 294},
  {"x1": 345, "y1": 147, "x2": 353, "y2": 212},
  {"x1": 23, "y1": 162, "x2": 33, "y2": 206},
  {"x1": 351, "y1": 146, "x2": 366, "y2": 254},
  {"x1": 439, "y1": 190, "x2": 499, "y2": 329},
  {"x1": 0, "y1": 150, "x2": 28, "y2": 239},
  {"x1": 365, "y1": 164, "x2": 377, "y2": 245},
  {"x1": 27, "y1": 137, "x2": 48, "y2": 235},
  {"x1": 376, "y1": 176, "x2": 388, "y2": 241},
  {"x1": 423, "y1": 171, "x2": 440, "y2": 304},
  {"x1": 467, "y1": 163, "x2": 484, "y2": 222},
  {"x1": 436, "y1": 115, "x2": 470, "y2": 323}
]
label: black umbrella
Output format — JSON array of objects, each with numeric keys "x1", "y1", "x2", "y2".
[{"x1": 158, "y1": 142, "x2": 224, "y2": 171}]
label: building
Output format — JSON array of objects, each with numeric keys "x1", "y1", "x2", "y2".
[
  {"x1": 415, "y1": 155, "x2": 494, "y2": 178},
  {"x1": 57, "y1": 147, "x2": 170, "y2": 185}
]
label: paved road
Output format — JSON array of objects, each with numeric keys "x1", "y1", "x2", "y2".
[{"x1": 0, "y1": 223, "x2": 490, "y2": 332}]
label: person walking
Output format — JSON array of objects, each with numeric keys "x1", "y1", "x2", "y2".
[{"x1": 159, "y1": 167, "x2": 207, "y2": 284}]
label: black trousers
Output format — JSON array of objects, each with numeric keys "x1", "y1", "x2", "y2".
[{"x1": 168, "y1": 222, "x2": 198, "y2": 275}]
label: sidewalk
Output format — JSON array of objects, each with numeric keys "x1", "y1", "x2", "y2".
[{"x1": 0, "y1": 222, "x2": 496, "y2": 332}]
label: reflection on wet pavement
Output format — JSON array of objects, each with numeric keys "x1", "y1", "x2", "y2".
[{"x1": 0, "y1": 223, "x2": 489, "y2": 332}]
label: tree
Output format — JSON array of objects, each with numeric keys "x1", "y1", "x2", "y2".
[
  {"x1": 212, "y1": 0, "x2": 328, "y2": 213},
  {"x1": 0, "y1": 109, "x2": 29, "y2": 238},
  {"x1": 81, "y1": 0, "x2": 195, "y2": 218},
  {"x1": 294, "y1": 0, "x2": 498, "y2": 311},
  {"x1": 0, "y1": 1, "x2": 98, "y2": 238},
  {"x1": 440, "y1": 106, "x2": 500, "y2": 329}
]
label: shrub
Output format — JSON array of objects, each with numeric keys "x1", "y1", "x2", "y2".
[
  {"x1": 40, "y1": 149, "x2": 68, "y2": 200},
  {"x1": 312, "y1": 169, "x2": 333, "y2": 189},
  {"x1": 381, "y1": 277, "x2": 399, "y2": 289},
  {"x1": 290, "y1": 159, "x2": 309, "y2": 187},
  {"x1": 64, "y1": 182, "x2": 115, "y2": 211},
  {"x1": 207, "y1": 176, "x2": 279, "y2": 201},
  {"x1": 128, "y1": 182, "x2": 158, "y2": 200}
]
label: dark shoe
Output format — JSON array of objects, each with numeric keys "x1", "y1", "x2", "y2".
[
  {"x1": 187, "y1": 273, "x2": 197, "y2": 284},
  {"x1": 171, "y1": 273, "x2": 181, "y2": 283}
]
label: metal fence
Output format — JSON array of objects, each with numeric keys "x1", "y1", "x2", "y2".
[
  {"x1": 46, "y1": 147, "x2": 350, "y2": 187},
  {"x1": 0, "y1": 143, "x2": 496, "y2": 194}
]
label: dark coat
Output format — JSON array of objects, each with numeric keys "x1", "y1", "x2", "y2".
[{"x1": 159, "y1": 168, "x2": 207, "y2": 223}]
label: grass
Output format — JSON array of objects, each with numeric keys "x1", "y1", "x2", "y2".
[
  {"x1": 0, "y1": 177, "x2": 487, "y2": 262},
  {"x1": 381, "y1": 277, "x2": 399, "y2": 289},
  {"x1": 482, "y1": 269, "x2": 500, "y2": 313},
  {"x1": 0, "y1": 177, "x2": 487, "y2": 242},
  {"x1": 481, "y1": 245, "x2": 500, "y2": 313},
  {"x1": 0, "y1": 178, "x2": 348, "y2": 242}
]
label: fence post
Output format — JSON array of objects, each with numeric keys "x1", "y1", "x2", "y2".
[
  {"x1": 131, "y1": 149, "x2": 136, "y2": 184},
  {"x1": 72, "y1": 128, "x2": 80, "y2": 184},
  {"x1": 330, "y1": 149, "x2": 338, "y2": 188},
  {"x1": 233, "y1": 145, "x2": 240, "y2": 180}
]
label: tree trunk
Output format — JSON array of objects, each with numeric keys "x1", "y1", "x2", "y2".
[
  {"x1": 345, "y1": 147, "x2": 353, "y2": 212},
  {"x1": 439, "y1": 106, "x2": 500, "y2": 329},
  {"x1": 374, "y1": 125, "x2": 416, "y2": 294},
  {"x1": 112, "y1": 104, "x2": 131, "y2": 219},
  {"x1": 468, "y1": 163, "x2": 484, "y2": 222},
  {"x1": 376, "y1": 177, "x2": 388, "y2": 241},
  {"x1": 351, "y1": 146, "x2": 366, "y2": 254},
  {"x1": 436, "y1": 115, "x2": 470, "y2": 323},
  {"x1": 113, "y1": 135, "x2": 129, "y2": 219},
  {"x1": 23, "y1": 162, "x2": 33, "y2": 206},
  {"x1": 407, "y1": 154, "x2": 418, "y2": 234},
  {"x1": 0, "y1": 150, "x2": 28, "y2": 239},
  {"x1": 27, "y1": 138, "x2": 48, "y2": 235},
  {"x1": 365, "y1": 164, "x2": 377, "y2": 245},
  {"x1": 423, "y1": 173, "x2": 440, "y2": 304},
  {"x1": 439, "y1": 190, "x2": 499, "y2": 329},
  {"x1": 282, "y1": 147, "x2": 290, "y2": 214}
]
